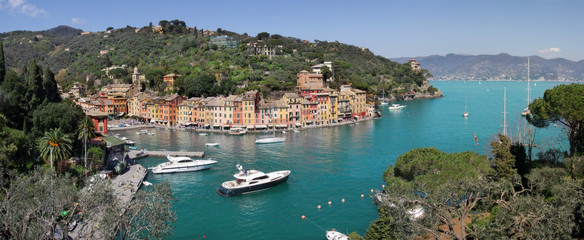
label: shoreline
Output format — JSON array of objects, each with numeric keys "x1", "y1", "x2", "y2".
[{"x1": 109, "y1": 115, "x2": 380, "y2": 133}]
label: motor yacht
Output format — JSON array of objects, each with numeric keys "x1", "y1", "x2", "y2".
[
  {"x1": 151, "y1": 155, "x2": 217, "y2": 174},
  {"x1": 217, "y1": 164, "x2": 290, "y2": 196},
  {"x1": 388, "y1": 104, "x2": 406, "y2": 110}
]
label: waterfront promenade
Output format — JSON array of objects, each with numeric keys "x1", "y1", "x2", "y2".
[
  {"x1": 128, "y1": 149, "x2": 205, "y2": 158},
  {"x1": 69, "y1": 164, "x2": 148, "y2": 239}
]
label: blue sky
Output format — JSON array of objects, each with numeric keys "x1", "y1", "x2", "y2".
[{"x1": 1, "y1": 0, "x2": 582, "y2": 60}]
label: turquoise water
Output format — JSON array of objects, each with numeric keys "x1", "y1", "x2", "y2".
[{"x1": 114, "y1": 81, "x2": 568, "y2": 239}]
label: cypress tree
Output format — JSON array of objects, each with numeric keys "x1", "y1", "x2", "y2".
[
  {"x1": 43, "y1": 68, "x2": 61, "y2": 103},
  {"x1": 0, "y1": 41, "x2": 5, "y2": 85}
]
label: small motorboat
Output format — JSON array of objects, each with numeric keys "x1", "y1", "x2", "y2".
[
  {"x1": 125, "y1": 140, "x2": 135, "y2": 145},
  {"x1": 135, "y1": 132, "x2": 141, "y2": 135},
  {"x1": 293, "y1": 130, "x2": 300, "y2": 133},
  {"x1": 128, "y1": 146, "x2": 137, "y2": 150},
  {"x1": 282, "y1": 131, "x2": 287, "y2": 134},
  {"x1": 217, "y1": 164, "x2": 290, "y2": 196},
  {"x1": 388, "y1": 104, "x2": 406, "y2": 110},
  {"x1": 151, "y1": 155, "x2": 217, "y2": 174},
  {"x1": 199, "y1": 133, "x2": 208, "y2": 136},
  {"x1": 255, "y1": 137, "x2": 285, "y2": 144},
  {"x1": 326, "y1": 229, "x2": 348, "y2": 240},
  {"x1": 205, "y1": 143, "x2": 219, "y2": 147},
  {"x1": 143, "y1": 181, "x2": 153, "y2": 186},
  {"x1": 228, "y1": 128, "x2": 247, "y2": 135}
]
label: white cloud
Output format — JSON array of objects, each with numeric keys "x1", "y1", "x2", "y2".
[
  {"x1": 72, "y1": 17, "x2": 87, "y2": 26},
  {"x1": 538, "y1": 47, "x2": 561, "y2": 54},
  {"x1": 20, "y1": 3, "x2": 46, "y2": 17},
  {"x1": 8, "y1": 0, "x2": 24, "y2": 8},
  {"x1": 0, "y1": 0, "x2": 47, "y2": 17}
]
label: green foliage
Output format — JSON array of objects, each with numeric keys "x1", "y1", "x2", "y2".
[
  {"x1": 490, "y1": 133, "x2": 517, "y2": 180},
  {"x1": 107, "y1": 67, "x2": 128, "y2": 79},
  {"x1": 0, "y1": 41, "x2": 4, "y2": 84},
  {"x1": 0, "y1": 115, "x2": 30, "y2": 169},
  {"x1": 87, "y1": 146, "x2": 104, "y2": 168},
  {"x1": 384, "y1": 147, "x2": 493, "y2": 188},
  {"x1": 31, "y1": 100, "x2": 85, "y2": 139},
  {"x1": 43, "y1": 68, "x2": 61, "y2": 103},
  {"x1": 37, "y1": 128, "x2": 73, "y2": 167},
  {"x1": 528, "y1": 84, "x2": 584, "y2": 155},
  {"x1": 184, "y1": 73, "x2": 217, "y2": 97}
]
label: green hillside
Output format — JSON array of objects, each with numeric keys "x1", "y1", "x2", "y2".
[{"x1": 0, "y1": 21, "x2": 434, "y2": 98}]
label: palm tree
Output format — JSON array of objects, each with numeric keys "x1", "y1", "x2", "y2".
[
  {"x1": 77, "y1": 117, "x2": 96, "y2": 169},
  {"x1": 38, "y1": 128, "x2": 73, "y2": 173}
]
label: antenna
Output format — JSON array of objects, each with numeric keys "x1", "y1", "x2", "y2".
[{"x1": 503, "y1": 87, "x2": 507, "y2": 135}]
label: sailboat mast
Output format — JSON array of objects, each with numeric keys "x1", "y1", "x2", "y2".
[
  {"x1": 527, "y1": 57, "x2": 530, "y2": 107},
  {"x1": 503, "y1": 87, "x2": 507, "y2": 135}
]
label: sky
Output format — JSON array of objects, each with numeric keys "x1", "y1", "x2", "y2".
[{"x1": 1, "y1": 0, "x2": 583, "y2": 61}]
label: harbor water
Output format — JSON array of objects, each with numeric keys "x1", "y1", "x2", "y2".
[{"x1": 115, "y1": 80, "x2": 568, "y2": 239}]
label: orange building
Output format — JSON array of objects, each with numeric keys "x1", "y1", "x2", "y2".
[
  {"x1": 296, "y1": 70, "x2": 324, "y2": 89},
  {"x1": 163, "y1": 73, "x2": 179, "y2": 92}
]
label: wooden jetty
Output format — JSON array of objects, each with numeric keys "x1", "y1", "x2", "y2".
[{"x1": 127, "y1": 150, "x2": 205, "y2": 159}]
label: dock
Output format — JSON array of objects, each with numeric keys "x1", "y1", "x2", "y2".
[
  {"x1": 127, "y1": 150, "x2": 205, "y2": 159},
  {"x1": 70, "y1": 164, "x2": 148, "y2": 239}
]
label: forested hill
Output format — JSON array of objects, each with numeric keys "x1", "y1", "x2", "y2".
[
  {"x1": 0, "y1": 21, "x2": 434, "y2": 98},
  {"x1": 392, "y1": 53, "x2": 584, "y2": 81}
]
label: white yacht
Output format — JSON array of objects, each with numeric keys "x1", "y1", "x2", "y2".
[
  {"x1": 255, "y1": 137, "x2": 286, "y2": 144},
  {"x1": 151, "y1": 155, "x2": 217, "y2": 174},
  {"x1": 217, "y1": 165, "x2": 290, "y2": 196},
  {"x1": 388, "y1": 104, "x2": 406, "y2": 110},
  {"x1": 326, "y1": 230, "x2": 348, "y2": 240}
]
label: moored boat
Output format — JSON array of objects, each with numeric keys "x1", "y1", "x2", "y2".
[
  {"x1": 205, "y1": 142, "x2": 219, "y2": 147},
  {"x1": 326, "y1": 229, "x2": 348, "y2": 240},
  {"x1": 255, "y1": 137, "x2": 285, "y2": 144},
  {"x1": 228, "y1": 128, "x2": 247, "y2": 135},
  {"x1": 217, "y1": 164, "x2": 290, "y2": 196},
  {"x1": 388, "y1": 104, "x2": 406, "y2": 110},
  {"x1": 151, "y1": 155, "x2": 217, "y2": 174}
]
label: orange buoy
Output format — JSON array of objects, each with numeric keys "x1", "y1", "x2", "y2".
[
  {"x1": 302, "y1": 215, "x2": 306, "y2": 219},
  {"x1": 382, "y1": 184, "x2": 385, "y2": 188},
  {"x1": 318, "y1": 205, "x2": 321, "y2": 209},
  {"x1": 361, "y1": 194, "x2": 365, "y2": 198},
  {"x1": 203, "y1": 236, "x2": 206, "y2": 238},
  {"x1": 328, "y1": 201, "x2": 332, "y2": 205},
  {"x1": 342, "y1": 198, "x2": 345, "y2": 203},
  {"x1": 370, "y1": 189, "x2": 374, "y2": 193}
]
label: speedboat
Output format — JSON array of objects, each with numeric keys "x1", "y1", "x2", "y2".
[
  {"x1": 380, "y1": 101, "x2": 389, "y2": 106},
  {"x1": 228, "y1": 128, "x2": 247, "y2": 135},
  {"x1": 205, "y1": 143, "x2": 219, "y2": 147},
  {"x1": 151, "y1": 155, "x2": 217, "y2": 174},
  {"x1": 217, "y1": 164, "x2": 290, "y2": 196},
  {"x1": 255, "y1": 137, "x2": 285, "y2": 144},
  {"x1": 326, "y1": 229, "x2": 348, "y2": 240},
  {"x1": 388, "y1": 104, "x2": 406, "y2": 110}
]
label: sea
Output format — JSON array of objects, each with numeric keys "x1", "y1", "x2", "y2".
[{"x1": 113, "y1": 80, "x2": 570, "y2": 240}]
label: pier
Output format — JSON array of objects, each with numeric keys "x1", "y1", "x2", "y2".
[{"x1": 127, "y1": 149, "x2": 205, "y2": 159}]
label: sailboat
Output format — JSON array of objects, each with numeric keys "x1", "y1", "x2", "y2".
[
  {"x1": 380, "y1": 90, "x2": 388, "y2": 106},
  {"x1": 521, "y1": 58, "x2": 531, "y2": 116},
  {"x1": 463, "y1": 92, "x2": 469, "y2": 118}
]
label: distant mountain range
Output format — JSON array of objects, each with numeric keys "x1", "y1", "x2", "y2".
[{"x1": 391, "y1": 53, "x2": 584, "y2": 81}]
